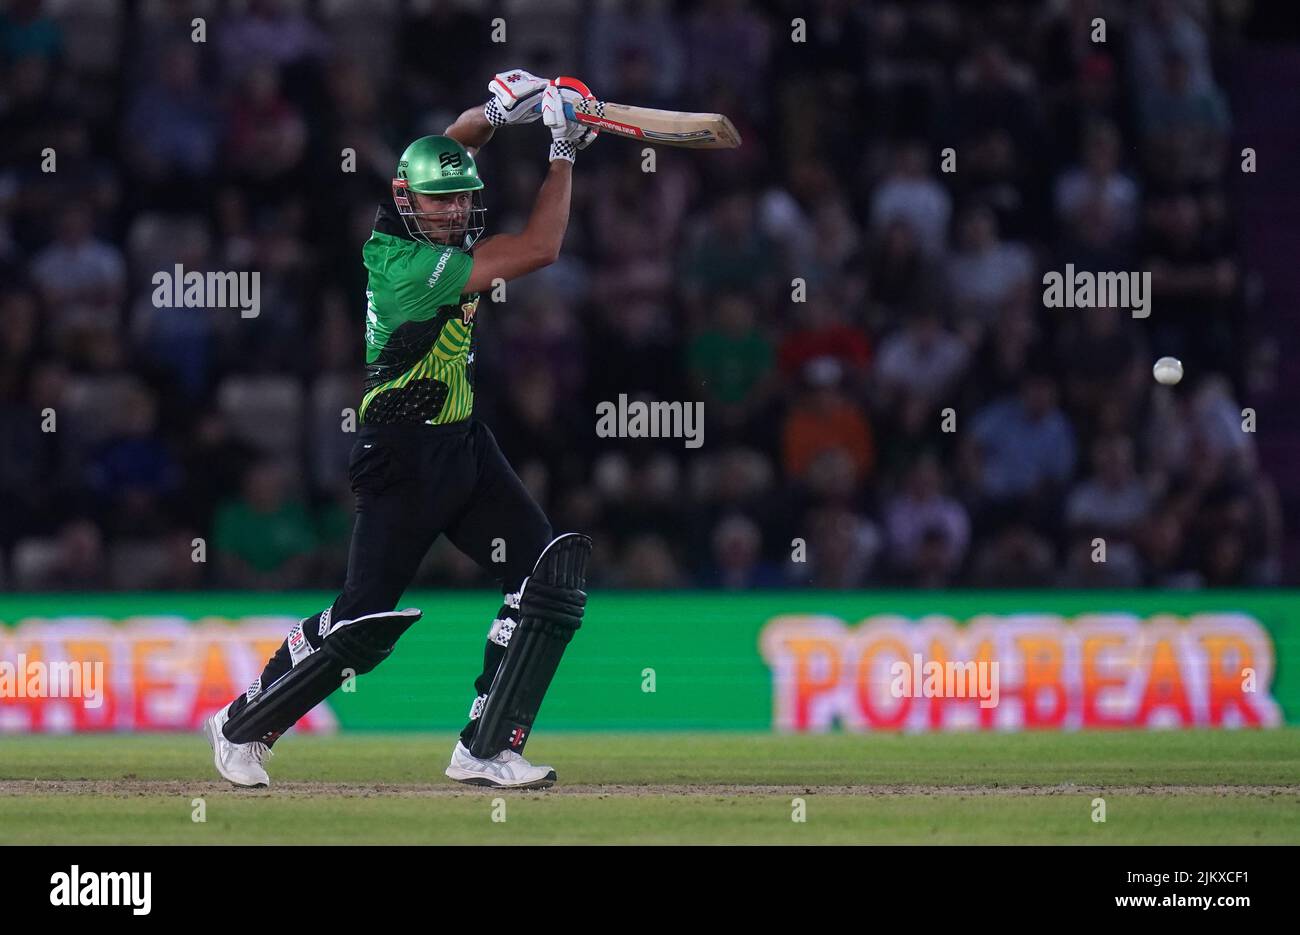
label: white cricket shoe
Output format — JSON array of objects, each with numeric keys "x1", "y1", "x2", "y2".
[
  {"x1": 445, "y1": 741, "x2": 556, "y2": 789},
  {"x1": 203, "y1": 701, "x2": 273, "y2": 788}
]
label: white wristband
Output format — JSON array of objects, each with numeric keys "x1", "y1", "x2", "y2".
[{"x1": 549, "y1": 140, "x2": 576, "y2": 163}]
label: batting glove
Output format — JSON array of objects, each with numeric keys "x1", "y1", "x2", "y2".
[
  {"x1": 542, "y1": 83, "x2": 598, "y2": 162},
  {"x1": 485, "y1": 68, "x2": 548, "y2": 127},
  {"x1": 551, "y1": 76, "x2": 600, "y2": 150}
]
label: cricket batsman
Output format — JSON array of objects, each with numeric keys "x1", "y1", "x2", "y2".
[{"x1": 203, "y1": 70, "x2": 598, "y2": 789}]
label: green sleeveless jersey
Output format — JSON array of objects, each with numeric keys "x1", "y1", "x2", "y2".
[{"x1": 359, "y1": 204, "x2": 481, "y2": 425}]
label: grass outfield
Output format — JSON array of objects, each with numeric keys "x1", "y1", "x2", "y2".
[{"x1": 1, "y1": 730, "x2": 1298, "y2": 844}]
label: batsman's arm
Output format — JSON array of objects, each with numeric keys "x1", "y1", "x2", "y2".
[
  {"x1": 463, "y1": 160, "x2": 571, "y2": 292},
  {"x1": 443, "y1": 104, "x2": 494, "y2": 157}
]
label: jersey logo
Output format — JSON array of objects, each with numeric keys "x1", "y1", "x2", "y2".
[
  {"x1": 427, "y1": 249, "x2": 451, "y2": 286},
  {"x1": 461, "y1": 295, "x2": 480, "y2": 325}
]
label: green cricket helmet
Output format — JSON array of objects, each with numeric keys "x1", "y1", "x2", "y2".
[{"x1": 392, "y1": 136, "x2": 486, "y2": 250}]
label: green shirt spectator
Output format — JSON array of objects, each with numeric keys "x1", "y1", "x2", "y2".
[
  {"x1": 213, "y1": 461, "x2": 317, "y2": 585},
  {"x1": 687, "y1": 293, "x2": 773, "y2": 405}
]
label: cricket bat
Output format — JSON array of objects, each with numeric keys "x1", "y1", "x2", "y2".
[{"x1": 538, "y1": 99, "x2": 742, "y2": 149}]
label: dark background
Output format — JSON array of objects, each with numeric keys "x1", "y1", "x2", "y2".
[{"x1": 2, "y1": 0, "x2": 1298, "y2": 592}]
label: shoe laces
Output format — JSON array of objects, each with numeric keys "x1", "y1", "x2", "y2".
[{"x1": 243, "y1": 742, "x2": 274, "y2": 767}]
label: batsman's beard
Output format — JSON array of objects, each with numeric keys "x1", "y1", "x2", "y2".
[{"x1": 398, "y1": 190, "x2": 487, "y2": 250}]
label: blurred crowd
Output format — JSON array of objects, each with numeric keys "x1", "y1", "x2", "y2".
[{"x1": 0, "y1": 0, "x2": 1285, "y2": 591}]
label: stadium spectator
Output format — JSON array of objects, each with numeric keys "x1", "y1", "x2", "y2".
[
  {"x1": 681, "y1": 191, "x2": 775, "y2": 306},
  {"x1": 873, "y1": 308, "x2": 969, "y2": 408},
  {"x1": 945, "y1": 203, "x2": 1035, "y2": 328},
  {"x1": 1058, "y1": 536, "x2": 1144, "y2": 587},
  {"x1": 1065, "y1": 435, "x2": 1152, "y2": 539},
  {"x1": 1144, "y1": 193, "x2": 1239, "y2": 370},
  {"x1": 866, "y1": 219, "x2": 933, "y2": 322},
  {"x1": 799, "y1": 506, "x2": 881, "y2": 588},
  {"x1": 1053, "y1": 120, "x2": 1140, "y2": 239},
  {"x1": 124, "y1": 41, "x2": 219, "y2": 193},
  {"x1": 869, "y1": 141, "x2": 952, "y2": 257},
  {"x1": 1138, "y1": 49, "x2": 1230, "y2": 183},
  {"x1": 776, "y1": 290, "x2": 871, "y2": 391},
  {"x1": 883, "y1": 453, "x2": 971, "y2": 583},
  {"x1": 699, "y1": 514, "x2": 782, "y2": 589},
  {"x1": 224, "y1": 61, "x2": 308, "y2": 194},
  {"x1": 212, "y1": 460, "x2": 316, "y2": 589},
  {"x1": 684, "y1": 0, "x2": 772, "y2": 108},
  {"x1": 963, "y1": 370, "x2": 1077, "y2": 522},
  {"x1": 1128, "y1": 0, "x2": 1214, "y2": 104},
  {"x1": 15, "y1": 519, "x2": 107, "y2": 591},
  {"x1": 1057, "y1": 304, "x2": 1147, "y2": 438},
  {"x1": 782, "y1": 360, "x2": 874, "y2": 484},
  {"x1": 0, "y1": 0, "x2": 63, "y2": 64},
  {"x1": 969, "y1": 522, "x2": 1057, "y2": 587},
  {"x1": 29, "y1": 202, "x2": 125, "y2": 354},
  {"x1": 0, "y1": 0, "x2": 1282, "y2": 590},
  {"x1": 618, "y1": 534, "x2": 686, "y2": 589},
  {"x1": 128, "y1": 218, "x2": 219, "y2": 397},
  {"x1": 585, "y1": 1, "x2": 685, "y2": 105},
  {"x1": 963, "y1": 297, "x2": 1043, "y2": 408},
  {"x1": 83, "y1": 382, "x2": 181, "y2": 537},
  {"x1": 216, "y1": 0, "x2": 330, "y2": 87},
  {"x1": 688, "y1": 291, "x2": 775, "y2": 438}
]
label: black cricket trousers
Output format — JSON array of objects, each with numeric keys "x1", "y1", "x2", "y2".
[{"x1": 236, "y1": 418, "x2": 553, "y2": 746}]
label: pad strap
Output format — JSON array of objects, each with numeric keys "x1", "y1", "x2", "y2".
[{"x1": 469, "y1": 534, "x2": 592, "y2": 757}]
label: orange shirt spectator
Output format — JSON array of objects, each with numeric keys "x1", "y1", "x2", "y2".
[{"x1": 783, "y1": 372, "x2": 875, "y2": 481}]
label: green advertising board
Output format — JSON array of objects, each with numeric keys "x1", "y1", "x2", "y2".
[{"x1": 0, "y1": 591, "x2": 1296, "y2": 732}]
